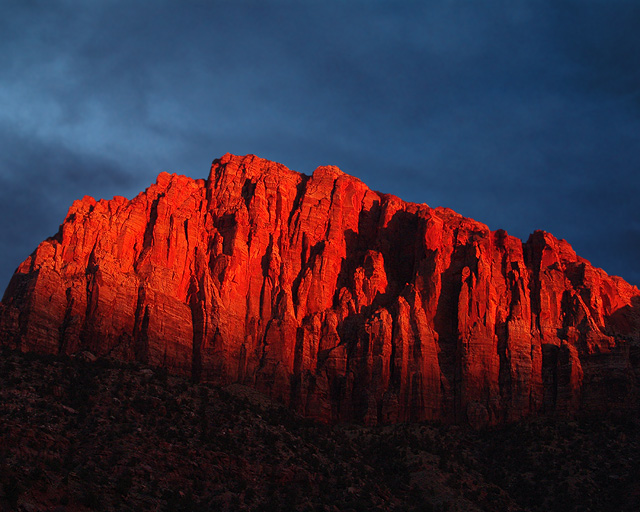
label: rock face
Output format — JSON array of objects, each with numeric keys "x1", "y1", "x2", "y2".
[{"x1": 1, "y1": 153, "x2": 639, "y2": 425}]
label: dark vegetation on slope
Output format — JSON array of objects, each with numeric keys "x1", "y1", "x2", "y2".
[{"x1": 1, "y1": 347, "x2": 639, "y2": 512}]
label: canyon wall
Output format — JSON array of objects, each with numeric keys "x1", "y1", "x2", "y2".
[{"x1": 2, "y1": 153, "x2": 639, "y2": 425}]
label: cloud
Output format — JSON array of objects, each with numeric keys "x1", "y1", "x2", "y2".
[
  {"x1": 0, "y1": 0, "x2": 639, "y2": 288},
  {"x1": 0, "y1": 126, "x2": 138, "y2": 292}
]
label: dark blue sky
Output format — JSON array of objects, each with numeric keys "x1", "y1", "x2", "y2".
[{"x1": 1, "y1": 0, "x2": 639, "y2": 293}]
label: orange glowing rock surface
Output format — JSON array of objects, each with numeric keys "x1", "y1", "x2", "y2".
[{"x1": 1, "y1": 153, "x2": 639, "y2": 425}]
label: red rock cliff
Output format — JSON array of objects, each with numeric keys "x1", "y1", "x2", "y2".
[{"x1": 1, "y1": 154, "x2": 639, "y2": 425}]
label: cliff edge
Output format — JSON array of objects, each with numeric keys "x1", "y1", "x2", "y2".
[{"x1": 2, "y1": 153, "x2": 639, "y2": 425}]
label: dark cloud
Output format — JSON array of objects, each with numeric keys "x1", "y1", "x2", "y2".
[
  {"x1": 0, "y1": 127, "x2": 139, "y2": 293},
  {"x1": 1, "y1": 0, "x2": 639, "y2": 291}
]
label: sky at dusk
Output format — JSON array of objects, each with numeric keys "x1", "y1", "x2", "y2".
[{"x1": 1, "y1": 0, "x2": 639, "y2": 293}]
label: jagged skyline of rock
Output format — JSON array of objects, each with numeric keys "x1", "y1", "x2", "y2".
[
  {"x1": 2, "y1": 2, "x2": 640, "y2": 296},
  {"x1": 2, "y1": 154, "x2": 639, "y2": 426}
]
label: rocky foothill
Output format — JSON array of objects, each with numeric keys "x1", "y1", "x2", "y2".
[{"x1": 1, "y1": 348, "x2": 639, "y2": 511}]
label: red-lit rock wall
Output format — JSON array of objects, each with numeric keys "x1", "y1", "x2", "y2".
[{"x1": 2, "y1": 154, "x2": 639, "y2": 425}]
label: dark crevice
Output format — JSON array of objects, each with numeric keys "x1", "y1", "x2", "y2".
[
  {"x1": 214, "y1": 213, "x2": 237, "y2": 256},
  {"x1": 241, "y1": 178, "x2": 256, "y2": 210},
  {"x1": 58, "y1": 288, "x2": 74, "y2": 354},
  {"x1": 287, "y1": 174, "x2": 310, "y2": 226},
  {"x1": 135, "y1": 194, "x2": 164, "y2": 271},
  {"x1": 133, "y1": 285, "x2": 149, "y2": 363}
]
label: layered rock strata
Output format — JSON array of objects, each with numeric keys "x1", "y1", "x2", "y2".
[{"x1": 2, "y1": 153, "x2": 639, "y2": 425}]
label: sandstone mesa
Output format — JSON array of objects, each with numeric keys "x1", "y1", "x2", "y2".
[{"x1": 1, "y1": 153, "x2": 639, "y2": 426}]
